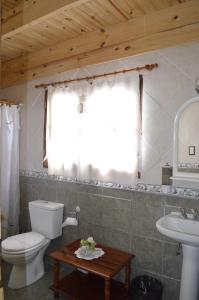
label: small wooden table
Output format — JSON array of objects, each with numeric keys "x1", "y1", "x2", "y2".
[{"x1": 49, "y1": 239, "x2": 135, "y2": 300}]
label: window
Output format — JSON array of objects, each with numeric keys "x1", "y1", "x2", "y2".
[{"x1": 45, "y1": 74, "x2": 141, "y2": 185}]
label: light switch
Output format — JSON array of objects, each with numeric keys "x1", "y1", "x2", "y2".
[{"x1": 189, "y1": 146, "x2": 195, "y2": 155}]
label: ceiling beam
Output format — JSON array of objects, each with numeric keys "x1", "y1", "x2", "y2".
[
  {"x1": 2, "y1": 2, "x2": 24, "y2": 23},
  {"x1": 3, "y1": 0, "x2": 199, "y2": 73},
  {"x1": 2, "y1": 0, "x2": 89, "y2": 38},
  {"x1": 3, "y1": 23, "x2": 199, "y2": 88},
  {"x1": 2, "y1": 0, "x2": 199, "y2": 88}
]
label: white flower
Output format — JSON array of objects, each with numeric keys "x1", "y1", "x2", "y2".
[{"x1": 87, "y1": 237, "x2": 94, "y2": 243}]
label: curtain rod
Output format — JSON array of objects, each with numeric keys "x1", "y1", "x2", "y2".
[
  {"x1": 35, "y1": 63, "x2": 158, "y2": 89},
  {"x1": 0, "y1": 99, "x2": 22, "y2": 107}
]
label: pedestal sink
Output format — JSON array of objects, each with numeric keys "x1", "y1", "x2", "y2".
[{"x1": 156, "y1": 212, "x2": 199, "y2": 300}]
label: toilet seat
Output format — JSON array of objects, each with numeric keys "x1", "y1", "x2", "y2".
[{"x1": 2, "y1": 232, "x2": 46, "y2": 255}]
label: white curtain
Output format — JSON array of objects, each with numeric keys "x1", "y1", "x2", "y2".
[
  {"x1": 0, "y1": 105, "x2": 20, "y2": 237},
  {"x1": 47, "y1": 73, "x2": 140, "y2": 185}
]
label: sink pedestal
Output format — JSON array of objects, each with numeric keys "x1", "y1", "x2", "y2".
[
  {"x1": 180, "y1": 245, "x2": 199, "y2": 300},
  {"x1": 156, "y1": 213, "x2": 199, "y2": 300}
]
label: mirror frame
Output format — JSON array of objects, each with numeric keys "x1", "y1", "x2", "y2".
[{"x1": 172, "y1": 95, "x2": 199, "y2": 183}]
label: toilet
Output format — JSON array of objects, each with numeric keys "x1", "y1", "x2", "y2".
[{"x1": 2, "y1": 200, "x2": 64, "y2": 289}]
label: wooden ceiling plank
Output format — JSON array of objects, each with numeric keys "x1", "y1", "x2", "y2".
[
  {"x1": 2, "y1": 0, "x2": 23, "y2": 12},
  {"x1": 76, "y1": 3, "x2": 111, "y2": 29},
  {"x1": 44, "y1": 17, "x2": 79, "y2": 38},
  {"x1": 106, "y1": 0, "x2": 129, "y2": 20},
  {"x1": 105, "y1": 0, "x2": 135, "y2": 20},
  {"x1": 3, "y1": 29, "x2": 51, "y2": 53},
  {"x1": 65, "y1": 6, "x2": 100, "y2": 29},
  {"x1": 78, "y1": 24, "x2": 199, "y2": 67},
  {"x1": 2, "y1": 22, "x2": 199, "y2": 88},
  {"x1": 45, "y1": 17, "x2": 80, "y2": 37},
  {"x1": 2, "y1": 34, "x2": 57, "y2": 61},
  {"x1": 2, "y1": 0, "x2": 199, "y2": 88},
  {"x1": 2, "y1": 0, "x2": 90, "y2": 38},
  {"x1": 54, "y1": 10, "x2": 91, "y2": 35},
  {"x1": 2, "y1": 0, "x2": 191, "y2": 61},
  {"x1": 110, "y1": 0, "x2": 140, "y2": 19},
  {"x1": 59, "y1": 1, "x2": 118, "y2": 33},
  {"x1": 96, "y1": 0, "x2": 128, "y2": 23},
  {"x1": 2, "y1": 2, "x2": 23, "y2": 22},
  {"x1": 3, "y1": 0, "x2": 199, "y2": 73},
  {"x1": 28, "y1": 24, "x2": 66, "y2": 45},
  {"x1": 88, "y1": 0, "x2": 127, "y2": 23},
  {"x1": 89, "y1": 0, "x2": 126, "y2": 24},
  {"x1": 60, "y1": 8, "x2": 100, "y2": 32},
  {"x1": 53, "y1": 8, "x2": 94, "y2": 36},
  {"x1": 79, "y1": 1, "x2": 112, "y2": 28}
]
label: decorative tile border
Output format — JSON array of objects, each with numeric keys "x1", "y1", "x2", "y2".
[
  {"x1": 178, "y1": 163, "x2": 199, "y2": 169},
  {"x1": 19, "y1": 169, "x2": 199, "y2": 199}
]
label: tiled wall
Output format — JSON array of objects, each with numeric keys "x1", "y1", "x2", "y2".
[{"x1": 20, "y1": 175, "x2": 199, "y2": 300}]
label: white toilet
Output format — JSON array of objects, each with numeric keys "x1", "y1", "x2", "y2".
[{"x1": 2, "y1": 200, "x2": 64, "y2": 289}]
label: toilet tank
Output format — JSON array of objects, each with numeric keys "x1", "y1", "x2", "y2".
[{"x1": 29, "y1": 200, "x2": 64, "y2": 239}]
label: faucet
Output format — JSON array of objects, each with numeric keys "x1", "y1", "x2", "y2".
[
  {"x1": 180, "y1": 208, "x2": 188, "y2": 219},
  {"x1": 191, "y1": 208, "x2": 199, "y2": 220}
]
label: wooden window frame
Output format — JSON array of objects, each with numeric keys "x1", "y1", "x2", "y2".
[
  {"x1": 42, "y1": 75, "x2": 143, "y2": 171},
  {"x1": 43, "y1": 89, "x2": 48, "y2": 168}
]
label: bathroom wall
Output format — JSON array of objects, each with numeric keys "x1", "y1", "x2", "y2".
[
  {"x1": 2, "y1": 42, "x2": 199, "y2": 300},
  {"x1": 1, "y1": 41, "x2": 199, "y2": 185},
  {"x1": 178, "y1": 102, "x2": 199, "y2": 164},
  {"x1": 20, "y1": 173, "x2": 199, "y2": 300}
]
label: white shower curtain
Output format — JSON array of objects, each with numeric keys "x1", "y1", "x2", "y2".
[{"x1": 0, "y1": 105, "x2": 20, "y2": 237}]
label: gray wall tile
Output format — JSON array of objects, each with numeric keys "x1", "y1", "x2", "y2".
[
  {"x1": 131, "y1": 236, "x2": 163, "y2": 274},
  {"x1": 100, "y1": 227, "x2": 131, "y2": 252},
  {"x1": 79, "y1": 222, "x2": 131, "y2": 252},
  {"x1": 20, "y1": 182, "x2": 39, "y2": 207},
  {"x1": 102, "y1": 187, "x2": 133, "y2": 200},
  {"x1": 78, "y1": 193, "x2": 103, "y2": 226},
  {"x1": 79, "y1": 222, "x2": 104, "y2": 243},
  {"x1": 20, "y1": 175, "x2": 195, "y2": 300},
  {"x1": 56, "y1": 181, "x2": 78, "y2": 216},
  {"x1": 162, "y1": 277, "x2": 180, "y2": 300},
  {"x1": 101, "y1": 196, "x2": 131, "y2": 233},
  {"x1": 78, "y1": 183, "x2": 102, "y2": 195},
  {"x1": 162, "y1": 242, "x2": 182, "y2": 280},
  {"x1": 165, "y1": 195, "x2": 199, "y2": 209},
  {"x1": 36, "y1": 179, "x2": 57, "y2": 202},
  {"x1": 131, "y1": 198, "x2": 164, "y2": 240},
  {"x1": 132, "y1": 191, "x2": 167, "y2": 207}
]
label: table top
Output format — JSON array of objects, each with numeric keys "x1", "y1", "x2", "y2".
[{"x1": 49, "y1": 239, "x2": 134, "y2": 279}]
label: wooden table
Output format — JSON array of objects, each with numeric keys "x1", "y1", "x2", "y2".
[{"x1": 49, "y1": 239, "x2": 135, "y2": 300}]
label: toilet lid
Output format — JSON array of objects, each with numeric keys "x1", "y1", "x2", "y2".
[{"x1": 2, "y1": 232, "x2": 45, "y2": 252}]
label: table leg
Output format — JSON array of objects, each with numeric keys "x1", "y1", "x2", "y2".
[
  {"x1": 125, "y1": 262, "x2": 131, "y2": 291},
  {"x1": 54, "y1": 259, "x2": 60, "y2": 299},
  {"x1": 105, "y1": 278, "x2": 111, "y2": 300}
]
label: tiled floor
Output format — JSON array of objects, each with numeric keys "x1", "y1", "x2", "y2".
[
  {"x1": 3, "y1": 264, "x2": 68, "y2": 300},
  {"x1": 3, "y1": 263, "x2": 131, "y2": 300}
]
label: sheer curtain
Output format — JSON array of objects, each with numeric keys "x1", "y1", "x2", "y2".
[
  {"x1": 0, "y1": 105, "x2": 20, "y2": 237},
  {"x1": 47, "y1": 73, "x2": 140, "y2": 185}
]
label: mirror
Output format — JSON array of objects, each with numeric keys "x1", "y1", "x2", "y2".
[{"x1": 173, "y1": 96, "x2": 199, "y2": 182}]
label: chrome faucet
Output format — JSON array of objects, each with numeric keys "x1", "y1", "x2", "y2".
[
  {"x1": 180, "y1": 208, "x2": 188, "y2": 219},
  {"x1": 191, "y1": 208, "x2": 199, "y2": 220}
]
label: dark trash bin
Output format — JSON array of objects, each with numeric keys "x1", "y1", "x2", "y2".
[{"x1": 130, "y1": 275, "x2": 163, "y2": 300}]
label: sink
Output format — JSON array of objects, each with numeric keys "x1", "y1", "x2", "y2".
[
  {"x1": 156, "y1": 212, "x2": 199, "y2": 246},
  {"x1": 156, "y1": 212, "x2": 199, "y2": 300}
]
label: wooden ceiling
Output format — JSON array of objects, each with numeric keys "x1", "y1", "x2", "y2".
[
  {"x1": 1, "y1": 0, "x2": 199, "y2": 88},
  {"x1": 2, "y1": 0, "x2": 23, "y2": 12}
]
